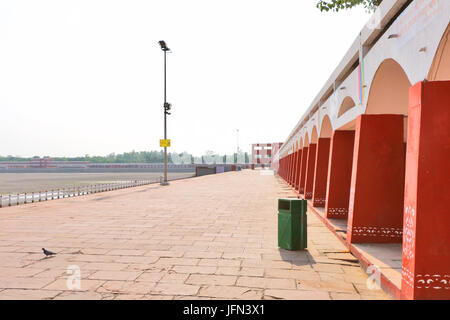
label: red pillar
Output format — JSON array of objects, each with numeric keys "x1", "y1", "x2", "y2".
[
  {"x1": 291, "y1": 150, "x2": 297, "y2": 187},
  {"x1": 289, "y1": 153, "x2": 294, "y2": 184},
  {"x1": 312, "y1": 138, "x2": 330, "y2": 207},
  {"x1": 401, "y1": 81, "x2": 450, "y2": 300},
  {"x1": 290, "y1": 151, "x2": 297, "y2": 186},
  {"x1": 284, "y1": 154, "x2": 291, "y2": 182},
  {"x1": 347, "y1": 114, "x2": 405, "y2": 244},
  {"x1": 304, "y1": 144, "x2": 317, "y2": 199},
  {"x1": 294, "y1": 149, "x2": 302, "y2": 190},
  {"x1": 325, "y1": 131, "x2": 354, "y2": 219},
  {"x1": 298, "y1": 147, "x2": 308, "y2": 194}
]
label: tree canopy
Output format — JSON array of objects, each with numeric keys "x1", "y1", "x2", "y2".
[{"x1": 317, "y1": 0, "x2": 382, "y2": 12}]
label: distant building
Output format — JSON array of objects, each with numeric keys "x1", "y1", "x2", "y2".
[{"x1": 251, "y1": 143, "x2": 283, "y2": 167}]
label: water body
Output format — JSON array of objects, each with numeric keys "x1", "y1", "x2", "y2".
[{"x1": 0, "y1": 171, "x2": 195, "y2": 194}]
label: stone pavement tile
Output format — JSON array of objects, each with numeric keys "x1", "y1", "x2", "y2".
[
  {"x1": 330, "y1": 292, "x2": 362, "y2": 300},
  {"x1": 198, "y1": 259, "x2": 241, "y2": 267},
  {"x1": 174, "y1": 295, "x2": 213, "y2": 300},
  {"x1": 154, "y1": 258, "x2": 200, "y2": 267},
  {"x1": 264, "y1": 289, "x2": 331, "y2": 300},
  {"x1": 360, "y1": 293, "x2": 390, "y2": 300},
  {"x1": 82, "y1": 262, "x2": 129, "y2": 271},
  {"x1": 198, "y1": 286, "x2": 263, "y2": 299},
  {"x1": 114, "y1": 256, "x2": 159, "y2": 264},
  {"x1": 237, "y1": 276, "x2": 296, "y2": 289},
  {"x1": 264, "y1": 268, "x2": 319, "y2": 281},
  {"x1": 241, "y1": 259, "x2": 293, "y2": 269},
  {"x1": 145, "y1": 250, "x2": 185, "y2": 258},
  {"x1": 159, "y1": 273, "x2": 190, "y2": 284},
  {"x1": 184, "y1": 251, "x2": 223, "y2": 259},
  {"x1": 240, "y1": 267, "x2": 265, "y2": 277},
  {"x1": 186, "y1": 274, "x2": 237, "y2": 286},
  {"x1": 151, "y1": 283, "x2": 200, "y2": 296},
  {"x1": 172, "y1": 266, "x2": 217, "y2": 275},
  {"x1": 0, "y1": 266, "x2": 47, "y2": 278},
  {"x1": 54, "y1": 291, "x2": 106, "y2": 300},
  {"x1": 88, "y1": 270, "x2": 142, "y2": 281},
  {"x1": 143, "y1": 294, "x2": 174, "y2": 300},
  {"x1": 43, "y1": 279, "x2": 105, "y2": 291},
  {"x1": 222, "y1": 252, "x2": 261, "y2": 260},
  {"x1": 114, "y1": 294, "x2": 146, "y2": 300},
  {"x1": 34, "y1": 268, "x2": 88, "y2": 279},
  {"x1": 215, "y1": 267, "x2": 265, "y2": 277},
  {"x1": 0, "y1": 289, "x2": 61, "y2": 300},
  {"x1": 60, "y1": 248, "x2": 110, "y2": 255},
  {"x1": 97, "y1": 281, "x2": 155, "y2": 294},
  {"x1": 0, "y1": 277, "x2": 55, "y2": 290},
  {"x1": 210, "y1": 247, "x2": 245, "y2": 254},
  {"x1": 136, "y1": 272, "x2": 165, "y2": 283},
  {"x1": 312, "y1": 263, "x2": 344, "y2": 274},
  {"x1": 171, "y1": 245, "x2": 209, "y2": 252}
]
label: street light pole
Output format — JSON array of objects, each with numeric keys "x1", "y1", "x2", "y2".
[{"x1": 159, "y1": 40, "x2": 171, "y2": 186}]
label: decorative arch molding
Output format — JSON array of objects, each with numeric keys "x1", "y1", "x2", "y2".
[
  {"x1": 428, "y1": 23, "x2": 450, "y2": 81},
  {"x1": 365, "y1": 59, "x2": 411, "y2": 115}
]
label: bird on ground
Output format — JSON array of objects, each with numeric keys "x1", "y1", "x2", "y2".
[{"x1": 42, "y1": 248, "x2": 56, "y2": 256}]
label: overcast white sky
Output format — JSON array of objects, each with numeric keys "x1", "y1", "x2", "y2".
[{"x1": 0, "y1": 0, "x2": 372, "y2": 157}]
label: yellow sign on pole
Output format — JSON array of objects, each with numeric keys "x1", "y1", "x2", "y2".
[{"x1": 160, "y1": 139, "x2": 171, "y2": 147}]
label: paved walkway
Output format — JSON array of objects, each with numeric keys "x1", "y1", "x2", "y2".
[{"x1": 0, "y1": 170, "x2": 388, "y2": 299}]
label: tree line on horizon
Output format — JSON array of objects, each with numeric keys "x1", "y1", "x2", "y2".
[{"x1": 0, "y1": 150, "x2": 251, "y2": 164}]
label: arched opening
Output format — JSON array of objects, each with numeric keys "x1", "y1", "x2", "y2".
[
  {"x1": 299, "y1": 132, "x2": 310, "y2": 194},
  {"x1": 320, "y1": 115, "x2": 333, "y2": 138},
  {"x1": 366, "y1": 59, "x2": 411, "y2": 115},
  {"x1": 428, "y1": 23, "x2": 450, "y2": 81},
  {"x1": 305, "y1": 126, "x2": 319, "y2": 199},
  {"x1": 313, "y1": 116, "x2": 333, "y2": 207},
  {"x1": 310, "y1": 126, "x2": 318, "y2": 144},
  {"x1": 347, "y1": 58, "x2": 408, "y2": 245},
  {"x1": 338, "y1": 97, "x2": 356, "y2": 117},
  {"x1": 303, "y1": 133, "x2": 309, "y2": 147}
]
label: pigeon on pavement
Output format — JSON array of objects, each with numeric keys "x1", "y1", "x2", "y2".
[{"x1": 42, "y1": 248, "x2": 56, "y2": 256}]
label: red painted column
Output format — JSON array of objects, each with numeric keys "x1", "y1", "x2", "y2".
[
  {"x1": 290, "y1": 151, "x2": 297, "y2": 187},
  {"x1": 290, "y1": 152, "x2": 297, "y2": 186},
  {"x1": 298, "y1": 147, "x2": 308, "y2": 194},
  {"x1": 290, "y1": 153, "x2": 294, "y2": 183},
  {"x1": 294, "y1": 149, "x2": 302, "y2": 190},
  {"x1": 304, "y1": 144, "x2": 317, "y2": 199},
  {"x1": 312, "y1": 138, "x2": 330, "y2": 207},
  {"x1": 286, "y1": 155, "x2": 290, "y2": 182},
  {"x1": 288, "y1": 154, "x2": 293, "y2": 184},
  {"x1": 401, "y1": 81, "x2": 450, "y2": 300},
  {"x1": 346, "y1": 114, "x2": 405, "y2": 244},
  {"x1": 325, "y1": 131, "x2": 354, "y2": 219}
]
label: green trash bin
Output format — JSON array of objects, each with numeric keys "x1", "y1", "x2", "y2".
[{"x1": 278, "y1": 198, "x2": 307, "y2": 250}]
